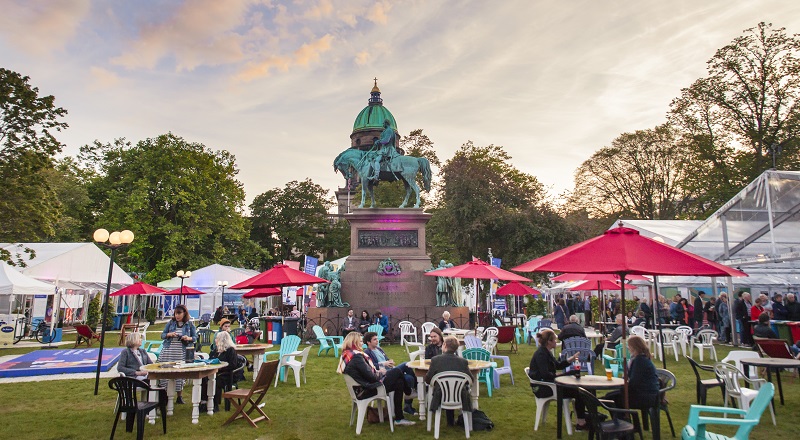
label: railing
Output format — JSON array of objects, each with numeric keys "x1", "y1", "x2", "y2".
[{"x1": 303, "y1": 312, "x2": 473, "y2": 345}]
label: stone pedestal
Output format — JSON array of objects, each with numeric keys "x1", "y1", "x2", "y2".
[{"x1": 310, "y1": 208, "x2": 468, "y2": 335}]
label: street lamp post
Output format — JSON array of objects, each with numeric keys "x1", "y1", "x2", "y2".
[
  {"x1": 93, "y1": 228, "x2": 134, "y2": 395},
  {"x1": 176, "y1": 270, "x2": 192, "y2": 305},
  {"x1": 217, "y1": 281, "x2": 228, "y2": 314}
]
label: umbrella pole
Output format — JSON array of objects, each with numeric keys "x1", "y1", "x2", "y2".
[
  {"x1": 620, "y1": 273, "x2": 629, "y2": 409},
  {"x1": 654, "y1": 276, "x2": 667, "y2": 369}
]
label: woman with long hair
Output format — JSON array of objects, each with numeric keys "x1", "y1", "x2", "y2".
[
  {"x1": 604, "y1": 335, "x2": 659, "y2": 410},
  {"x1": 160, "y1": 304, "x2": 197, "y2": 403},
  {"x1": 336, "y1": 332, "x2": 415, "y2": 426},
  {"x1": 358, "y1": 310, "x2": 371, "y2": 334}
]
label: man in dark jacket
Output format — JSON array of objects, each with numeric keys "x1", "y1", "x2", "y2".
[
  {"x1": 734, "y1": 292, "x2": 753, "y2": 346},
  {"x1": 558, "y1": 315, "x2": 586, "y2": 343},
  {"x1": 786, "y1": 294, "x2": 800, "y2": 321},
  {"x1": 694, "y1": 291, "x2": 706, "y2": 329},
  {"x1": 772, "y1": 294, "x2": 789, "y2": 320},
  {"x1": 425, "y1": 336, "x2": 471, "y2": 426}
]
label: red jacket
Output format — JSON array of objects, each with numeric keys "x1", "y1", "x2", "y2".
[{"x1": 750, "y1": 305, "x2": 765, "y2": 321}]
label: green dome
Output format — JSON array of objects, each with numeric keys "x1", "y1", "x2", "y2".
[{"x1": 352, "y1": 81, "x2": 398, "y2": 133}]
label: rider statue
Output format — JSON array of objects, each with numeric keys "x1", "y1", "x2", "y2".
[{"x1": 369, "y1": 118, "x2": 401, "y2": 181}]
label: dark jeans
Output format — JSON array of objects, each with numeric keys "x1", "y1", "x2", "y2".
[
  {"x1": 739, "y1": 319, "x2": 753, "y2": 345},
  {"x1": 382, "y1": 365, "x2": 411, "y2": 420}
]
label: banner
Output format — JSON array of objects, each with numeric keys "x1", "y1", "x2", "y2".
[
  {"x1": 490, "y1": 258, "x2": 501, "y2": 268},
  {"x1": 283, "y1": 260, "x2": 301, "y2": 270},
  {"x1": 303, "y1": 256, "x2": 318, "y2": 275}
]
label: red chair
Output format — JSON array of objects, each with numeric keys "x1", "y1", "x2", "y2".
[
  {"x1": 496, "y1": 325, "x2": 518, "y2": 353},
  {"x1": 755, "y1": 338, "x2": 794, "y2": 359},
  {"x1": 74, "y1": 324, "x2": 101, "y2": 347}
]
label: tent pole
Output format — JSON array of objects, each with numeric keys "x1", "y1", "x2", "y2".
[
  {"x1": 620, "y1": 273, "x2": 629, "y2": 409},
  {"x1": 654, "y1": 276, "x2": 667, "y2": 369}
]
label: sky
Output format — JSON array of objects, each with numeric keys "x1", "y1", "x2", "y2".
[{"x1": 2, "y1": 0, "x2": 800, "y2": 207}]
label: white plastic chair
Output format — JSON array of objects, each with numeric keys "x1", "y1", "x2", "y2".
[
  {"x1": 399, "y1": 321, "x2": 418, "y2": 347},
  {"x1": 630, "y1": 325, "x2": 647, "y2": 338},
  {"x1": 690, "y1": 329, "x2": 718, "y2": 362},
  {"x1": 720, "y1": 350, "x2": 761, "y2": 380},
  {"x1": 426, "y1": 371, "x2": 472, "y2": 439},
  {"x1": 483, "y1": 327, "x2": 498, "y2": 343},
  {"x1": 675, "y1": 326, "x2": 693, "y2": 357},
  {"x1": 343, "y1": 373, "x2": 395, "y2": 434},
  {"x1": 483, "y1": 336, "x2": 498, "y2": 355},
  {"x1": 421, "y1": 322, "x2": 437, "y2": 343},
  {"x1": 492, "y1": 354, "x2": 514, "y2": 387},
  {"x1": 405, "y1": 341, "x2": 424, "y2": 362},
  {"x1": 714, "y1": 362, "x2": 775, "y2": 425},
  {"x1": 653, "y1": 330, "x2": 680, "y2": 362},
  {"x1": 283, "y1": 346, "x2": 311, "y2": 388},
  {"x1": 525, "y1": 367, "x2": 575, "y2": 433}
]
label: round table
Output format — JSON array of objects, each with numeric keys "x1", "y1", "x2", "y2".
[
  {"x1": 407, "y1": 358, "x2": 494, "y2": 421},
  {"x1": 234, "y1": 343, "x2": 273, "y2": 377},
  {"x1": 141, "y1": 361, "x2": 228, "y2": 424},
  {"x1": 741, "y1": 357, "x2": 800, "y2": 406},
  {"x1": 555, "y1": 375, "x2": 624, "y2": 439}
]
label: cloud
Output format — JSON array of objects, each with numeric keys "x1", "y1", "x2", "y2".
[
  {"x1": 354, "y1": 51, "x2": 370, "y2": 66},
  {"x1": 236, "y1": 34, "x2": 333, "y2": 81},
  {"x1": 88, "y1": 66, "x2": 121, "y2": 89},
  {"x1": 0, "y1": 0, "x2": 90, "y2": 55},
  {"x1": 366, "y1": 2, "x2": 391, "y2": 25},
  {"x1": 303, "y1": 0, "x2": 334, "y2": 20}
]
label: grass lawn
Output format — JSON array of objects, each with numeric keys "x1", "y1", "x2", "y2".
[{"x1": 0, "y1": 332, "x2": 795, "y2": 440}]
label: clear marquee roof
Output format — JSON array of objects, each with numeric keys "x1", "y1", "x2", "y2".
[{"x1": 618, "y1": 170, "x2": 800, "y2": 290}]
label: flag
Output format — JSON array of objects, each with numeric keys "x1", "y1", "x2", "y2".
[{"x1": 303, "y1": 256, "x2": 319, "y2": 275}]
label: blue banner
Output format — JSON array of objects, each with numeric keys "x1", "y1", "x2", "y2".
[
  {"x1": 304, "y1": 255, "x2": 318, "y2": 275},
  {"x1": 491, "y1": 258, "x2": 501, "y2": 268}
]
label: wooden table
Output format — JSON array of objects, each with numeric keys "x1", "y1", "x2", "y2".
[
  {"x1": 407, "y1": 358, "x2": 494, "y2": 421},
  {"x1": 141, "y1": 361, "x2": 228, "y2": 424},
  {"x1": 442, "y1": 329, "x2": 472, "y2": 338},
  {"x1": 234, "y1": 343, "x2": 272, "y2": 377},
  {"x1": 555, "y1": 374, "x2": 624, "y2": 439},
  {"x1": 741, "y1": 357, "x2": 800, "y2": 406}
]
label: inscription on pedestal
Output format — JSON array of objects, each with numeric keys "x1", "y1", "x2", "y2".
[{"x1": 358, "y1": 229, "x2": 418, "y2": 248}]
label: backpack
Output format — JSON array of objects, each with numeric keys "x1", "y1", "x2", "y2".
[
  {"x1": 235, "y1": 334, "x2": 250, "y2": 345},
  {"x1": 457, "y1": 409, "x2": 494, "y2": 431}
]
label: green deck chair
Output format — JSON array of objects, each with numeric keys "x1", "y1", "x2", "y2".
[
  {"x1": 602, "y1": 343, "x2": 625, "y2": 378},
  {"x1": 312, "y1": 325, "x2": 343, "y2": 357},
  {"x1": 681, "y1": 382, "x2": 773, "y2": 440},
  {"x1": 367, "y1": 324, "x2": 385, "y2": 344},
  {"x1": 264, "y1": 335, "x2": 301, "y2": 384},
  {"x1": 462, "y1": 347, "x2": 495, "y2": 397}
]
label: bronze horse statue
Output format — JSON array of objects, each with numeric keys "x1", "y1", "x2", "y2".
[{"x1": 333, "y1": 148, "x2": 432, "y2": 208}]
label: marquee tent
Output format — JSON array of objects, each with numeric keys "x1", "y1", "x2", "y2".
[
  {"x1": 0, "y1": 264, "x2": 55, "y2": 296},
  {"x1": 157, "y1": 263, "x2": 259, "y2": 316}
]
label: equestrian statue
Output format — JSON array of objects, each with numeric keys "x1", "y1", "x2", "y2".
[{"x1": 333, "y1": 119, "x2": 432, "y2": 208}]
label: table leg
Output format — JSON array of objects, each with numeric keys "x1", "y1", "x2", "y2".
[
  {"x1": 208, "y1": 374, "x2": 218, "y2": 415},
  {"x1": 470, "y1": 371, "x2": 479, "y2": 411},
  {"x1": 149, "y1": 379, "x2": 159, "y2": 424},
  {"x1": 556, "y1": 385, "x2": 563, "y2": 439},
  {"x1": 166, "y1": 380, "x2": 176, "y2": 416},
  {"x1": 776, "y1": 369, "x2": 784, "y2": 405},
  {"x1": 191, "y1": 378, "x2": 201, "y2": 424},
  {"x1": 416, "y1": 375, "x2": 428, "y2": 421}
]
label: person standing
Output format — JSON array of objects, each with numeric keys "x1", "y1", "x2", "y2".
[
  {"x1": 583, "y1": 295, "x2": 592, "y2": 328},
  {"x1": 750, "y1": 297, "x2": 765, "y2": 322},
  {"x1": 772, "y1": 294, "x2": 788, "y2": 320},
  {"x1": 736, "y1": 292, "x2": 754, "y2": 346},
  {"x1": 425, "y1": 336, "x2": 471, "y2": 427},
  {"x1": 639, "y1": 298, "x2": 652, "y2": 328},
  {"x1": 160, "y1": 305, "x2": 196, "y2": 404},
  {"x1": 554, "y1": 298, "x2": 567, "y2": 330},
  {"x1": 786, "y1": 293, "x2": 800, "y2": 321},
  {"x1": 717, "y1": 293, "x2": 731, "y2": 343},
  {"x1": 694, "y1": 291, "x2": 706, "y2": 329}
]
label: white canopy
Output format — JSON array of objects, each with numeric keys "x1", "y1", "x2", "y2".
[
  {"x1": 0, "y1": 243, "x2": 133, "y2": 287},
  {"x1": 157, "y1": 264, "x2": 260, "y2": 314},
  {"x1": 0, "y1": 264, "x2": 54, "y2": 296}
]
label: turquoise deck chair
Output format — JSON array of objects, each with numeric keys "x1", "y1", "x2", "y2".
[
  {"x1": 602, "y1": 344, "x2": 625, "y2": 378},
  {"x1": 367, "y1": 324, "x2": 385, "y2": 344},
  {"x1": 462, "y1": 347, "x2": 494, "y2": 397},
  {"x1": 264, "y1": 335, "x2": 301, "y2": 383},
  {"x1": 312, "y1": 325, "x2": 343, "y2": 357},
  {"x1": 681, "y1": 382, "x2": 773, "y2": 440}
]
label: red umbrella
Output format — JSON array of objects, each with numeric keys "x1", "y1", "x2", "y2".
[
  {"x1": 109, "y1": 281, "x2": 166, "y2": 296},
  {"x1": 242, "y1": 287, "x2": 282, "y2": 298},
  {"x1": 568, "y1": 279, "x2": 636, "y2": 291},
  {"x1": 424, "y1": 260, "x2": 531, "y2": 281},
  {"x1": 512, "y1": 224, "x2": 747, "y2": 410},
  {"x1": 551, "y1": 273, "x2": 650, "y2": 282},
  {"x1": 163, "y1": 286, "x2": 207, "y2": 295},
  {"x1": 231, "y1": 264, "x2": 329, "y2": 289},
  {"x1": 495, "y1": 281, "x2": 540, "y2": 296}
]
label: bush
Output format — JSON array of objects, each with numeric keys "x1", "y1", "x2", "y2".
[
  {"x1": 145, "y1": 307, "x2": 157, "y2": 323},
  {"x1": 525, "y1": 297, "x2": 548, "y2": 317},
  {"x1": 86, "y1": 293, "x2": 114, "y2": 330}
]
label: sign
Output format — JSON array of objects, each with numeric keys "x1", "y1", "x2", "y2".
[
  {"x1": 491, "y1": 258, "x2": 502, "y2": 268},
  {"x1": 357, "y1": 230, "x2": 418, "y2": 248},
  {"x1": 493, "y1": 299, "x2": 506, "y2": 311},
  {"x1": 303, "y1": 256, "x2": 318, "y2": 275}
]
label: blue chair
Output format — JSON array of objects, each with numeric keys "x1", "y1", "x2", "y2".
[
  {"x1": 562, "y1": 347, "x2": 596, "y2": 375},
  {"x1": 681, "y1": 382, "x2": 774, "y2": 440},
  {"x1": 264, "y1": 335, "x2": 301, "y2": 385},
  {"x1": 367, "y1": 324, "x2": 385, "y2": 344},
  {"x1": 312, "y1": 325, "x2": 342, "y2": 357},
  {"x1": 462, "y1": 347, "x2": 494, "y2": 397},
  {"x1": 602, "y1": 344, "x2": 625, "y2": 378}
]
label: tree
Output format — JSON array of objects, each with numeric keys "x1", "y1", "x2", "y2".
[
  {"x1": 250, "y1": 179, "x2": 334, "y2": 265},
  {"x1": 570, "y1": 124, "x2": 693, "y2": 219},
  {"x1": 669, "y1": 22, "x2": 800, "y2": 214},
  {"x1": 43, "y1": 157, "x2": 92, "y2": 241},
  {"x1": 429, "y1": 142, "x2": 578, "y2": 269},
  {"x1": 80, "y1": 133, "x2": 259, "y2": 282},
  {"x1": 0, "y1": 68, "x2": 68, "y2": 259}
]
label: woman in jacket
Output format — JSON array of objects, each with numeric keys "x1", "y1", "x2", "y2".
[
  {"x1": 358, "y1": 310, "x2": 371, "y2": 334},
  {"x1": 751, "y1": 297, "x2": 765, "y2": 322},
  {"x1": 605, "y1": 335, "x2": 660, "y2": 410},
  {"x1": 117, "y1": 332, "x2": 151, "y2": 380},
  {"x1": 337, "y1": 332, "x2": 415, "y2": 426},
  {"x1": 160, "y1": 304, "x2": 197, "y2": 404}
]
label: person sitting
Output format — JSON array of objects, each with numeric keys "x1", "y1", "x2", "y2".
[
  {"x1": 337, "y1": 332, "x2": 415, "y2": 426},
  {"x1": 247, "y1": 307, "x2": 259, "y2": 321},
  {"x1": 210, "y1": 318, "x2": 232, "y2": 353},
  {"x1": 425, "y1": 327, "x2": 444, "y2": 359},
  {"x1": 528, "y1": 328, "x2": 588, "y2": 430},
  {"x1": 201, "y1": 331, "x2": 245, "y2": 412},
  {"x1": 363, "y1": 331, "x2": 417, "y2": 415},
  {"x1": 604, "y1": 335, "x2": 659, "y2": 413},
  {"x1": 594, "y1": 314, "x2": 626, "y2": 357},
  {"x1": 117, "y1": 332, "x2": 152, "y2": 380},
  {"x1": 237, "y1": 307, "x2": 247, "y2": 325},
  {"x1": 753, "y1": 312, "x2": 779, "y2": 339},
  {"x1": 373, "y1": 310, "x2": 389, "y2": 335},
  {"x1": 289, "y1": 306, "x2": 301, "y2": 318},
  {"x1": 558, "y1": 315, "x2": 586, "y2": 343},
  {"x1": 438, "y1": 311, "x2": 457, "y2": 331},
  {"x1": 342, "y1": 309, "x2": 357, "y2": 336},
  {"x1": 213, "y1": 306, "x2": 224, "y2": 325},
  {"x1": 358, "y1": 310, "x2": 372, "y2": 334},
  {"x1": 632, "y1": 310, "x2": 646, "y2": 327},
  {"x1": 425, "y1": 335, "x2": 471, "y2": 427},
  {"x1": 244, "y1": 324, "x2": 262, "y2": 344}
]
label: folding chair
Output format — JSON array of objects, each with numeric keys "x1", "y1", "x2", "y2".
[{"x1": 222, "y1": 360, "x2": 278, "y2": 427}]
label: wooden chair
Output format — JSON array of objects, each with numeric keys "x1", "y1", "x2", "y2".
[
  {"x1": 74, "y1": 324, "x2": 101, "y2": 347},
  {"x1": 495, "y1": 325, "x2": 518, "y2": 353},
  {"x1": 118, "y1": 324, "x2": 140, "y2": 346},
  {"x1": 222, "y1": 359, "x2": 278, "y2": 427}
]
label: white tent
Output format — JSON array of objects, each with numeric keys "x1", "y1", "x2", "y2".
[
  {"x1": 157, "y1": 263, "x2": 259, "y2": 316},
  {"x1": 0, "y1": 243, "x2": 133, "y2": 286},
  {"x1": 0, "y1": 264, "x2": 55, "y2": 296}
]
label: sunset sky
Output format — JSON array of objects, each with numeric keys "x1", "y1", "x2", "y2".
[{"x1": 2, "y1": 1, "x2": 800, "y2": 206}]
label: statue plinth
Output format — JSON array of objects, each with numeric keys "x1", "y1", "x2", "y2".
[{"x1": 310, "y1": 208, "x2": 468, "y2": 334}]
